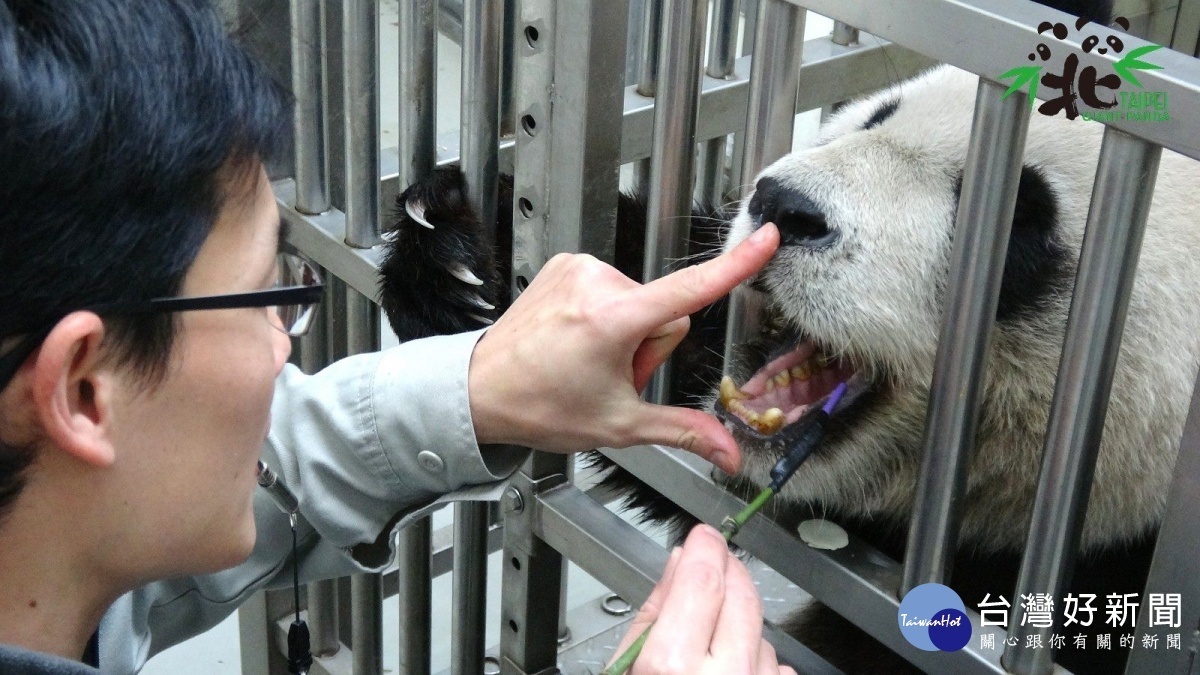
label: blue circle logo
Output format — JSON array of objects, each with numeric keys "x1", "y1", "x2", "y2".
[{"x1": 898, "y1": 583, "x2": 972, "y2": 652}]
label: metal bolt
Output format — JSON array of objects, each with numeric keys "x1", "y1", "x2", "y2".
[
  {"x1": 503, "y1": 486, "x2": 524, "y2": 514},
  {"x1": 601, "y1": 594, "x2": 633, "y2": 616}
]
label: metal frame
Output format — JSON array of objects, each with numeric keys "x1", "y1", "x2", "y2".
[{"x1": 233, "y1": 0, "x2": 1200, "y2": 673}]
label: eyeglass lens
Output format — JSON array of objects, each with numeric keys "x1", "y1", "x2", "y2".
[{"x1": 272, "y1": 254, "x2": 320, "y2": 336}]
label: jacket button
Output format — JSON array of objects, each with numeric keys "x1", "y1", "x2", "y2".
[{"x1": 417, "y1": 450, "x2": 445, "y2": 473}]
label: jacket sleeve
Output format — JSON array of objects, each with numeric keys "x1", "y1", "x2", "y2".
[{"x1": 98, "y1": 329, "x2": 529, "y2": 673}]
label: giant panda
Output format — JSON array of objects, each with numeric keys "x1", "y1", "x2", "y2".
[{"x1": 376, "y1": 1, "x2": 1200, "y2": 672}]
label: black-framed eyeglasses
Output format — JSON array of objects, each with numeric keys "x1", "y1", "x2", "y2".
[{"x1": 0, "y1": 253, "x2": 323, "y2": 390}]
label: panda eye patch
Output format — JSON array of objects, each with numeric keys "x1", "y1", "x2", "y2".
[{"x1": 862, "y1": 99, "x2": 899, "y2": 131}]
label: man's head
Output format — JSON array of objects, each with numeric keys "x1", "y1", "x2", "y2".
[{"x1": 0, "y1": 0, "x2": 291, "y2": 578}]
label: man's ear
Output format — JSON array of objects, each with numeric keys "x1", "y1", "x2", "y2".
[{"x1": 30, "y1": 312, "x2": 117, "y2": 467}]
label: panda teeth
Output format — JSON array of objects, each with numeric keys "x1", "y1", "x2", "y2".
[
  {"x1": 405, "y1": 200, "x2": 435, "y2": 229},
  {"x1": 759, "y1": 408, "x2": 785, "y2": 435},
  {"x1": 720, "y1": 376, "x2": 748, "y2": 404},
  {"x1": 450, "y1": 264, "x2": 486, "y2": 286}
]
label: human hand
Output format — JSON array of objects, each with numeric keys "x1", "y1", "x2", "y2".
[
  {"x1": 608, "y1": 525, "x2": 797, "y2": 675},
  {"x1": 467, "y1": 223, "x2": 779, "y2": 472}
]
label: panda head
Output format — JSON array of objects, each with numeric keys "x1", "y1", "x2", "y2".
[{"x1": 713, "y1": 64, "x2": 1177, "y2": 551}]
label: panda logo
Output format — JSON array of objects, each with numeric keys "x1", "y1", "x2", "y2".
[{"x1": 1001, "y1": 15, "x2": 1163, "y2": 118}]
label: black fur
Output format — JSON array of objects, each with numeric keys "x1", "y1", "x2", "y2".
[
  {"x1": 953, "y1": 165, "x2": 1074, "y2": 322},
  {"x1": 861, "y1": 99, "x2": 900, "y2": 131},
  {"x1": 378, "y1": 166, "x2": 511, "y2": 342}
]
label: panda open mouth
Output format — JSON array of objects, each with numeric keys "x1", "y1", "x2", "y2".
[{"x1": 717, "y1": 340, "x2": 862, "y2": 436}]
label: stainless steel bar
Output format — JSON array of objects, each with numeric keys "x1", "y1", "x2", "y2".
[
  {"x1": 342, "y1": 0, "x2": 380, "y2": 248},
  {"x1": 738, "y1": 0, "x2": 804, "y2": 196},
  {"x1": 830, "y1": 19, "x2": 859, "y2": 47},
  {"x1": 602, "y1": 444, "x2": 1008, "y2": 673},
  {"x1": 642, "y1": 0, "x2": 708, "y2": 405},
  {"x1": 451, "y1": 502, "x2": 490, "y2": 675},
  {"x1": 350, "y1": 574, "x2": 383, "y2": 675},
  {"x1": 396, "y1": 3, "x2": 437, "y2": 672},
  {"x1": 291, "y1": 0, "x2": 329, "y2": 215},
  {"x1": 460, "y1": 0, "x2": 502, "y2": 246},
  {"x1": 635, "y1": 0, "x2": 663, "y2": 97},
  {"x1": 630, "y1": 0, "x2": 662, "y2": 197},
  {"x1": 453, "y1": 2, "x2": 502, "y2": 672},
  {"x1": 298, "y1": 271, "x2": 340, "y2": 657},
  {"x1": 307, "y1": 579, "x2": 340, "y2": 657},
  {"x1": 724, "y1": 0, "x2": 804, "y2": 372},
  {"x1": 694, "y1": 0, "x2": 740, "y2": 206},
  {"x1": 346, "y1": 289, "x2": 383, "y2": 675},
  {"x1": 398, "y1": 0, "x2": 437, "y2": 188},
  {"x1": 1003, "y1": 130, "x2": 1162, "y2": 675},
  {"x1": 902, "y1": 82, "x2": 1031, "y2": 594},
  {"x1": 1128, "y1": 370, "x2": 1200, "y2": 674},
  {"x1": 777, "y1": 0, "x2": 1200, "y2": 161}
]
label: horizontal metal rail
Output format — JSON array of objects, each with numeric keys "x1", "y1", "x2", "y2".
[
  {"x1": 598, "y1": 445, "x2": 1036, "y2": 674},
  {"x1": 373, "y1": 35, "x2": 935, "y2": 209},
  {"x1": 533, "y1": 482, "x2": 843, "y2": 675},
  {"x1": 787, "y1": 0, "x2": 1200, "y2": 160}
]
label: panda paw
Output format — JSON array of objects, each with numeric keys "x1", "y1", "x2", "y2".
[{"x1": 378, "y1": 166, "x2": 504, "y2": 342}]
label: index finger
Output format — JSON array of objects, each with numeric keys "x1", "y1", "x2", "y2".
[{"x1": 631, "y1": 223, "x2": 779, "y2": 331}]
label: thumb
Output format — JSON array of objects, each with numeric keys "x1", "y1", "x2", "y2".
[
  {"x1": 624, "y1": 403, "x2": 741, "y2": 474},
  {"x1": 632, "y1": 316, "x2": 691, "y2": 394},
  {"x1": 609, "y1": 546, "x2": 683, "y2": 661}
]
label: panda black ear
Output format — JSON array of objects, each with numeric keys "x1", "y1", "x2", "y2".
[
  {"x1": 1031, "y1": 0, "x2": 1114, "y2": 27},
  {"x1": 1114, "y1": 16, "x2": 1131, "y2": 30}
]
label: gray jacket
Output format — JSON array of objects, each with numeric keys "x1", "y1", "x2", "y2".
[{"x1": 94, "y1": 329, "x2": 528, "y2": 673}]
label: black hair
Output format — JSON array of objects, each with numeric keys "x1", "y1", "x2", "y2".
[{"x1": 0, "y1": 0, "x2": 289, "y2": 516}]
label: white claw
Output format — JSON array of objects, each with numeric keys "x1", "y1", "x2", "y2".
[
  {"x1": 468, "y1": 295, "x2": 496, "y2": 311},
  {"x1": 450, "y1": 264, "x2": 485, "y2": 286},
  {"x1": 469, "y1": 313, "x2": 494, "y2": 325},
  {"x1": 405, "y1": 200, "x2": 435, "y2": 229}
]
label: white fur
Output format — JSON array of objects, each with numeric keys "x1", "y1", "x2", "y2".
[{"x1": 724, "y1": 65, "x2": 1200, "y2": 552}]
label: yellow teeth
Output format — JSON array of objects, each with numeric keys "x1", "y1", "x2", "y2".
[
  {"x1": 759, "y1": 408, "x2": 785, "y2": 435},
  {"x1": 719, "y1": 376, "x2": 748, "y2": 405},
  {"x1": 774, "y1": 370, "x2": 791, "y2": 388},
  {"x1": 791, "y1": 363, "x2": 811, "y2": 381}
]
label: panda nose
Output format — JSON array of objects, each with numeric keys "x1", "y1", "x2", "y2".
[{"x1": 748, "y1": 177, "x2": 837, "y2": 248}]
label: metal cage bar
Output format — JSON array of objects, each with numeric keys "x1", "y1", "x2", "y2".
[
  {"x1": 1128, "y1": 366, "x2": 1200, "y2": 674},
  {"x1": 641, "y1": 0, "x2": 707, "y2": 404},
  {"x1": 902, "y1": 82, "x2": 1032, "y2": 593},
  {"x1": 347, "y1": 290, "x2": 384, "y2": 675},
  {"x1": 453, "y1": 0, "x2": 504, "y2": 672},
  {"x1": 396, "y1": 2, "x2": 439, "y2": 672},
  {"x1": 305, "y1": 275, "x2": 341, "y2": 659},
  {"x1": 723, "y1": 0, "x2": 804, "y2": 371},
  {"x1": 1004, "y1": 130, "x2": 1163, "y2": 675},
  {"x1": 694, "y1": 0, "x2": 740, "y2": 206},
  {"x1": 291, "y1": 0, "x2": 329, "y2": 215},
  {"x1": 342, "y1": 0, "x2": 381, "y2": 248}
]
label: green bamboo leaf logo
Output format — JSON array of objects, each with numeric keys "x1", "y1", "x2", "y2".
[
  {"x1": 999, "y1": 65, "x2": 1042, "y2": 108},
  {"x1": 1113, "y1": 44, "x2": 1164, "y2": 88}
]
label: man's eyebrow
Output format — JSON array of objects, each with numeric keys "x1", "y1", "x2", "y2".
[{"x1": 277, "y1": 218, "x2": 291, "y2": 252}]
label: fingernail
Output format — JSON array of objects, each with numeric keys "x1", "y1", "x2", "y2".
[
  {"x1": 749, "y1": 223, "x2": 774, "y2": 244},
  {"x1": 714, "y1": 450, "x2": 739, "y2": 475}
]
